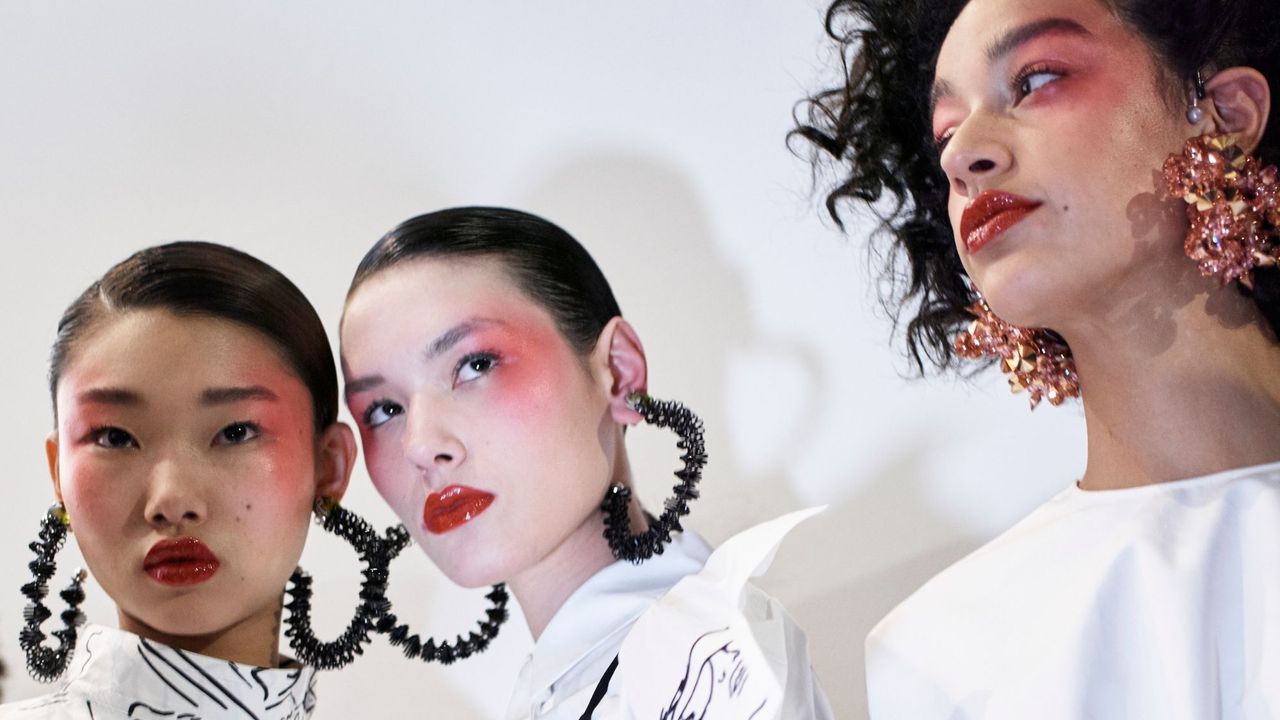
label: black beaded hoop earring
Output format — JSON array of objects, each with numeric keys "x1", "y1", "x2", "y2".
[
  {"x1": 19, "y1": 503, "x2": 88, "y2": 683},
  {"x1": 284, "y1": 498, "x2": 411, "y2": 670},
  {"x1": 374, "y1": 575, "x2": 509, "y2": 664},
  {"x1": 601, "y1": 392, "x2": 708, "y2": 564}
]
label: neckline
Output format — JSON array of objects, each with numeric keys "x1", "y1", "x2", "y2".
[
  {"x1": 65, "y1": 624, "x2": 317, "y2": 717},
  {"x1": 1068, "y1": 458, "x2": 1280, "y2": 499}
]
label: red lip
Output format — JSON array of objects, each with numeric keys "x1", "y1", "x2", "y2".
[
  {"x1": 960, "y1": 191, "x2": 1043, "y2": 254},
  {"x1": 423, "y1": 485, "x2": 494, "y2": 534},
  {"x1": 143, "y1": 537, "x2": 220, "y2": 586}
]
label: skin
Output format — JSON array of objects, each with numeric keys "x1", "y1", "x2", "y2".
[
  {"x1": 48, "y1": 309, "x2": 354, "y2": 667},
  {"x1": 932, "y1": 0, "x2": 1280, "y2": 489},
  {"x1": 341, "y1": 257, "x2": 649, "y2": 639}
]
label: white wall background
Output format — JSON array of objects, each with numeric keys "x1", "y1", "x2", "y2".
[{"x1": 0, "y1": 2, "x2": 1088, "y2": 717}]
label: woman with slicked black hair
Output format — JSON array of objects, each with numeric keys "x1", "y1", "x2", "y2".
[
  {"x1": 2, "y1": 242, "x2": 360, "y2": 719},
  {"x1": 798, "y1": 0, "x2": 1280, "y2": 716},
  {"x1": 341, "y1": 207, "x2": 833, "y2": 719}
]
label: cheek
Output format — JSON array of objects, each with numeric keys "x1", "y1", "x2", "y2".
[
  {"x1": 229, "y1": 440, "x2": 317, "y2": 520},
  {"x1": 489, "y1": 356, "x2": 562, "y2": 424},
  {"x1": 59, "y1": 455, "x2": 138, "y2": 531},
  {"x1": 361, "y1": 427, "x2": 418, "y2": 512},
  {"x1": 489, "y1": 334, "x2": 596, "y2": 441},
  {"x1": 948, "y1": 196, "x2": 967, "y2": 239}
]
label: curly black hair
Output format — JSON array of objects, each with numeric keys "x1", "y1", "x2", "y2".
[{"x1": 793, "y1": 0, "x2": 1280, "y2": 374}]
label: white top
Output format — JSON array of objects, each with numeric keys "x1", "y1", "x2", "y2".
[
  {"x1": 866, "y1": 461, "x2": 1280, "y2": 719},
  {"x1": 0, "y1": 625, "x2": 318, "y2": 719},
  {"x1": 505, "y1": 510, "x2": 833, "y2": 719}
]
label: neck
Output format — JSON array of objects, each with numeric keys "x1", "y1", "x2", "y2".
[
  {"x1": 508, "y1": 445, "x2": 649, "y2": 641},
  {"x1": 506, "y1": 511, "x2": 619, "y2": 641},
  {"x1": 117, "y1": 600, "x2": 283, "y2": 668},
  {"x1": 1060, "y1": 282, "x2": 1280, "y2": 490}
]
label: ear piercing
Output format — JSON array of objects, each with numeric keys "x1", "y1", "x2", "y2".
[{"x1": 1186, "y1": 71, "x2": 1206, "y2": 125}]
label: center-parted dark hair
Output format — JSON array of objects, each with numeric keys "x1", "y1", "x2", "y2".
[
  {"x1": 793, "y1": 0, "x2": 1280, "y2": 373},
  {"x1": 49, "y1": 241, "x2": 338, "y2": 431},
  {"x1": 347, "y1": 207, "x2": 623, "y2": 354}
]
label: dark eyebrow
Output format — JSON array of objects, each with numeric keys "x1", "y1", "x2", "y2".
[
  {"x1": 930, "y1": 78, "x2": 956, "y2": 117},
  {"x1": 423, "y1": 318, "x2": 503, "y2": 361},
  {"x1": 343, "y1": 317, "x2": 506, "y2": 399},
  {"x1": 931, "y1": 17, "x2": 1091, "y2": 118},
  {"x1": 200, "y1": 386, "x2": 279, "y2": 405},
  {"x1": 344, "y1": 374, "x2": 384, "y2": 397},
  {"x1": 77, "y1": 387, "x2": 143, "y2": 406},
  {"x1": 986, "y1": 17, "x2": 1091, "y2": 62}
]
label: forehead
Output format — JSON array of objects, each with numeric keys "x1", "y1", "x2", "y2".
[
  {"x1": 58, "y1": 309, "x2": 305, "y2": 402},
  {"x1": 937, "y1": 0, "x2": 1114, "y2": 74},
  {"x1": 341, "y1": 257, "x2": 560, "y2": 359}
]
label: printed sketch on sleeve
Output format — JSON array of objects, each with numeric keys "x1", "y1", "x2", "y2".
[{"x1": 659, "y1": 628, "x2": 767, "y2": 720}]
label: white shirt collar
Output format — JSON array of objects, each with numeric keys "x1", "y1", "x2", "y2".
[
  {"x1": 58, "y1": 624, "x2": 318, "y2": 719},
  {"x1": 513, "y1": 531, "x2": 712, "y2": 708}
]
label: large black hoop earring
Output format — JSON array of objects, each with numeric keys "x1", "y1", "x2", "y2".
[
  {"x1": 374, "y1": 571, "x2": 509, "y2": 664},
  {"x1": 284, "y1": 498, "x2": 411, "y2": 670},
  {"x1": 19, "y1": 503, "x2": 88, "y2": 683},
  {"x1": 601, "y1": 392, "x2": 708, "y2": 564}
]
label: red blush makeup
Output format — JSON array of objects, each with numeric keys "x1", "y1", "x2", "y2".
[{"x1": 479, "y1": 327, "x2": 565, "y2": 421}]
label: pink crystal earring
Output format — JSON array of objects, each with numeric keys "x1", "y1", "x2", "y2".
[
  {"x1": 1162, "y1": 133, "x2": 1280, "y2": 288},
  {"x1": 954, "y1": 295, "x2": 1080, "y2": 410}
]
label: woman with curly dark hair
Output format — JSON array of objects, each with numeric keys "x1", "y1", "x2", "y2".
[{"x1": 798, "y1": 0, "x2": 1280, "y2": 716}]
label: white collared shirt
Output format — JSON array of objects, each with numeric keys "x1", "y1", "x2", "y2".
[
  {"x1": 866, "y1": 461, "x2": 1280, "y2": 719},
  {"x1": 0, "y1": 625, "x2": 318, "y2": 719},
  {"x1": 506, "y1": 512, "x2": 832, "y2": 720}
]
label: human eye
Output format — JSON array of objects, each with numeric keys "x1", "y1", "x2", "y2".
[
  {"x1": 1012, "y1": 64, "x2": 1065, "y2": 103},
  {"x1": 362, "y1": 400, "x2": 404, "y2": 428},
  {"x1": 213, "y1": 421, "x2": 262, "y2": 446},
  {"x1": 933, "y1": 129, "x2": 954, "y2": 153},
  {"x1": 90, "y1": 426, "x2": 139, "y2": 449},
  {"x1": 455, "y1": 351, "x2": 500, "y2": 385}
]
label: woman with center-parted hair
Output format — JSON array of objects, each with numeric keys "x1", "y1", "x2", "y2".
[
  {"x1": 339, "y1": 206, "x2": 834, "y2": 719},
  {"x1": 1, "y1": 242, "x2": 399, "y2": 719}
]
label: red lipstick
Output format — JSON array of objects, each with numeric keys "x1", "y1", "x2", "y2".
[
  {"x1": 143, "y1": 537, "x2": 220, "y2": 586},
  {"x1": 424, "y1": 485, "x2": 494, "y2": 534},
  {"x1": 960, "y1": 191, "x2": 1043, "y2": 254}
]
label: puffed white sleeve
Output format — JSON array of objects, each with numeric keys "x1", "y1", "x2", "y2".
[{"x1": 611, "y1": 508, "x2": 833, "y2": 719}]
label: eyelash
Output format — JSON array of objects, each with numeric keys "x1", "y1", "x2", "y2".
[
  {"x1": 362, "y1": 400, "x2": 402, "y2": 428},
  {"x1": 85, "y1": 421, "x2": 261, "y2": 448},
  {"x1": 214, "y1": 421, "x2": 261, "y2": 446},
  {"x1": 1011, "y1": 63, "x2": 1066, "y2": 103},
  {"x1": 454, "y1": 350, "x2": 500, "y2": 384},
  {"x1": 88, "y1": 425, "x2": 137, "y2": 449},
  {"x1": 361, "y1": 351, "x2": 502, "y2": 430},
  {"x1": 933, "y1": 63, "x2": 1068, "y2": 152}
]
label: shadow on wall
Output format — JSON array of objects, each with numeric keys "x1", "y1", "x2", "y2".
[
  {"x1": 517, "y1": 147, "x2": 811, "y2": 545},
  {"x1": 516, "y1": 149, "x2": 983, "y2": 718},
  {"x1": 767, "y1": 437, "x2": 982, "y2": 719}
]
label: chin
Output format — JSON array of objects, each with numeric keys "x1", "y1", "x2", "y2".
[
  {"x1": 973, "y1": 257, "x2": 1079, "y2": 329},
  {"x1": 126, "y1": 601, "x2": 246, "y2": 639},
  {"x1": 441, "y1": 566, "x2": 504, "y2": 589},
  {"x1": 424, "y1": 540, "x2": 519, "y2": 589}
]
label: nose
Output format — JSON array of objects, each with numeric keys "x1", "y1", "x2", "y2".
[
  {"x1": 402, "y1": 403, "x2": 465, "y2": 476},
  {"x1": 940, "y1": 115, "x2": 1014, "y2": 197},
  {"x1": 143, "y1": 457, "x2": 206, "y2": 529}
]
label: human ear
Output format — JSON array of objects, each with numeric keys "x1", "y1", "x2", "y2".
[
  {"x1": 1204, "y1": 67, "x2": 1271, "y2": 154},
  {"x1": 589, "y1": 317, "x2": 648, "y2": 425},
  {"x1": 314, "y1": 422, "x2": 357, "y2": 505},
  {"x1": 45, "y1": 431, "x2": 62, "y2": 503}
]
